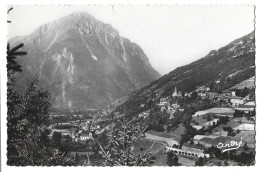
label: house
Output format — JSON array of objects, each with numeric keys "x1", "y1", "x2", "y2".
[
  {"x1": 206, "y1": 92, "x2": 219, "y2": 99},
  {"x1": 192, "y1": 125, "x2": 203, "y2": 130},
  {"x1": 179, "y1": 108, "x2": 184, "y2": 112},
  {"x1": 158, "y1": 98, "x2": 170, "y2": 107},
  {"x1": 81, "y1": 124, "x2": 89, "y2": 131},
  {"x1": 231, "y1": 91, "x2": 236, "y2": 96},
  {"x1": 230, "y1": 97, "x2": 245, "y2": 107},
  {"x1": 160, "y1": 98, "x2": 167, "y2": 103},
  {"x1": 198, "y1": 92, "x2": 207, "y2": 99},
  {"x1": 79, "y1": 132, "x2": 93, "y2": 142},
  {"x1": 138, "y1": 110, "x2": 150, "y2": 118},
  {"x1": 169, "y1": 114, "x2": 175, "y2": 119},
  {"x1": 172, "y1": 103, "x2": 180, "y2": 109},
  {"x1": 195, "y1": 85, "x2": 210, "y2": 93},
  {"x1": 49, "y1": 129, "x2": 73, "y2": 138},
  {"x1": 49, "y1": 129, "x2": 76, "y2": 142},
  {"x1": 220, "y1": 91, "x2": 232, "y2": 97},
  {"x1": 161, "y1": 106, "x2": 167, "y2": 111},
  {"x1": 79, "y1": 133, "x2": 89, "y2": 141},
  {"x1": 184, "y1": 92, "x2": 191, "y2": 97},
  {"x1": 166, "y1": 109, "x2": 176, "y2": 115}
]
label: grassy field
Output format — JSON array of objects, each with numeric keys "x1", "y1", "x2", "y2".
[
  {"x1": 145, "y1": 133, "x2": 172, "y2": 143},
  {"x1": 178, "y1": 156, "x2": 196, "y2": 166},
  {"x1": 145, "y1": 124, "x2": 184, "y2": 142},
  {"x1": 145, "y1": 129, "x2": 183, "y2": 144},
  {"x1": 132, "y1": 139, "x2": 165, "y2": 158},
  {"x1": 170, "y1": 124, "x2": 185, "y2": 137},
  {"x1": 191, "y1": 115, "x2": 210, "y2": 126},
  {"x1": 234, "y1": 130, "x2": 255, "y2": 145},
  {"x1": 151, "y1": 149, "x2": 167, "y2": 166},
  {"x1": 231, "y1": 76, "x2": 255, "y2": 89},
  {"x1": 146, "y1": 130, "x2": 176, "y2": 138},
  {"x1": 211, "y1": 120, "x2": 241, "y2": 134},
  {"x1": 192, "y1": 107, "x2": 235, "y2": 117},
  {"x1": 133, "y1": 139, "x2": 196, "y2": 166}
]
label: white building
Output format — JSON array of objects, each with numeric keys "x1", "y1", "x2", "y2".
[
  {"x1": 166, "y1": 145, "x2": 209, "y2": 158},
  {"x1": 184, "y1": 92, "x2": 191, "y2": 97},
  {"x1": 230, "y1": 97, "x2": 245, "y2": 106}
]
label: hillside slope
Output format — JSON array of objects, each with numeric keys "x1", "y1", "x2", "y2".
[
  {"x1": 117, "y1": 31, "x2": 255, "y2": 115},
  {"x1": 9, "y1": 12, "x2": 160, "y2": 110},
  {"x1": 231, "y1": 76, "x2": 255, "y2": 89}
]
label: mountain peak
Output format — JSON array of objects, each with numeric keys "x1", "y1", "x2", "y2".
[{"x1": 11, "y1": 12, "x2": 160, "y2": 110}]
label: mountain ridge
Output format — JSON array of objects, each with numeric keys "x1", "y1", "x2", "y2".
[
  {"x1": 10, "y1": 12, "x2": 161, "y2": 110},
  {"x1": 116, "y1": 31, "x2": 255, "y2": 116}
]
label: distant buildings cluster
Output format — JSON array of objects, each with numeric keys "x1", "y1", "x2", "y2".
[
  {"x1": 157, "y1": 87, "x2": 185, "y2": 118},
  {"x1": 48, "y1": 118, "x2": 102, "y2": 144}
]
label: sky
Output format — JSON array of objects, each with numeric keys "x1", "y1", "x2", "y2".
[{"x1": 7, "y1": 5, "x2": 255, "y2": 75}]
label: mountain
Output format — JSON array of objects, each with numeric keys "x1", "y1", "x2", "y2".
[
  {"x1": 117, "y1": 31, "x2": 255, "y2": 115},
  {"x1": 9, "y1": 12, "x2": 160, "y2": 110}
]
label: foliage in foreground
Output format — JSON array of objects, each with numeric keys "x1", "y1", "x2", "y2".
[
  {"x1": 99, "y1": 116, "x2": 154, "y2": 166},
  {"x1": 7, "y1": 43, "x2": 75, "y2": 166}
]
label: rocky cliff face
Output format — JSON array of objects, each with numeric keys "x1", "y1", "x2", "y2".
[{"x1": 10, "y1": 12, "x2": 160, "y2": 110}]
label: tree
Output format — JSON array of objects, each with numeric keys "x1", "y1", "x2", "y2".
[
  {"x1": 191, "y1": 92, "x2": 198, "y2": 99},
  {"x1": 7, "y1": 43, "x2": 75, "y2": 166},
  {"x1": 97, "y1": 129, "x2": 109, "y2": 146},
  {"x1": 111, "y1": 112, "x2": 115, "y2": 121},
  {"x1": 148, "y1": 99, "x2": 153, "y2": 108},
  {"x1": 99, "y1": 116, "x2": 151, "y2": 166},
  {"x1": 241, "y1": 87, "x2": 250, "y2": 97},
  {"x1": 195, "y1": 156, "x2": 205, "y2": 166},
  {"x1": 243, "y1": 143, "x2": 249, "y2": 151},
  {"x1": 224, "y1": 160, "x2": 229, "y2": 166},
  {"x1": 75, "y1": 153, "x2": 80, "y2": 164},
  {"x1": 190, "y1": 138, "x2": 194, "y2": 145},
  {"x1": 52, "y1": 132, "x2": 62, "y2": 147},
  {"x1": 167, "y1": 151, "x2": 179, "y2": 166},
  {"x1": 7, "y1": 43, "x2": 27, "y2": 72},
  {"x1": 206, "y1": 115, "x2": 212, "y2": 122},
  {"x1": 7, "y1": 78, "x2": 76, "y2": 165}
]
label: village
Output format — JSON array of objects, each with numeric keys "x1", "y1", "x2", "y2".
[
  {"x1": 137, "y1": 85, "x2": 255, "y2": 165},
  {"x1": 5, "y1": 4, "x2": 256, "y2": 168},
  {"x1": 46, "y1": 82, "x2": 255, "y2": 166}
]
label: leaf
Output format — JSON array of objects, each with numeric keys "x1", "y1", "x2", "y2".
[
  {"x1": 10, "y1": 43, "x2": 24, "y2": 53},
  {"x1": 11, "y1": 51, "x2": 27, "y2": 56}
]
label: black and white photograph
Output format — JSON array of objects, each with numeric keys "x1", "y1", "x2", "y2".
[{"x1": 1, "y1": 2, "x2": 258, "y2": 168}]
